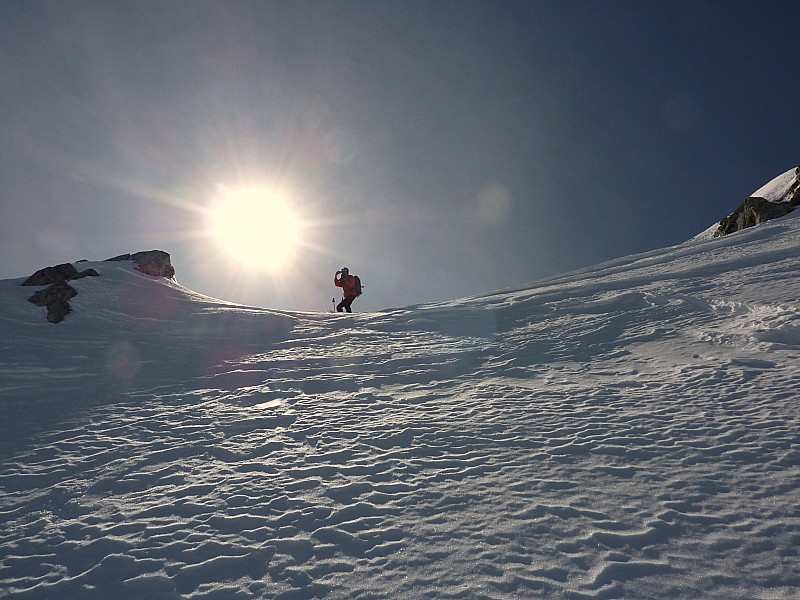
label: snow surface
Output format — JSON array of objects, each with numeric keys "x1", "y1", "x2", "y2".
[
  {"x1": 752, "y1": 167, "x2": 798, "y2": 203},
  {"x1": 2, "y1": 211, "x2": 800, "y2": 599}
]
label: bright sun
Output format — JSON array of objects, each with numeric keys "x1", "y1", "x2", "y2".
[{"x1": 209, "y1": 187, "x2": 301, "y2": 270}]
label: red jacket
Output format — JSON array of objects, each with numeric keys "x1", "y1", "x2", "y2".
[{"x1": 335, "y1": 273, "x2": 358, "y2": 299}]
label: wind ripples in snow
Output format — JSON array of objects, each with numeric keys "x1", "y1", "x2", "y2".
[{"x1": 2, "y1": 217, "x2": 800, "y2": 599}]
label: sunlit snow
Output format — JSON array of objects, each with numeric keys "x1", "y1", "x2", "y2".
[
  {"x1": 2, "y1": 203, "x2": 800, "y2": 598},
  {"x1": 752, "y1": 167, "x2": 798, "y2": 203}
]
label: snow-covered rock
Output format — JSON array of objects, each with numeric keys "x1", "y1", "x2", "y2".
[
  {"x1": 712, "y1": 164, "x2": 800, "y2": 237},
  {"x1": 20, "y1": 250, "x2": 174, "y2": 324},
  {"x1": 22, "y1": 263, "x2": 100, "y2": 323}
]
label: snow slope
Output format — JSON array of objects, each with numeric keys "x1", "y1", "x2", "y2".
[
  {"x1": 752, "y1": 167, "x2": 798, "y2": 203},
  {"x1": 2, "y1": 211, "x2": 800, "y2": 599}
]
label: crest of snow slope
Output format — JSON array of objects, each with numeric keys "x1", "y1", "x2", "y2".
[
  {"x1": 752, "y1": 167, "x2": 799, "y2": 202},
  {"x1": 1, "y1": 213, "x2": 800, "y2": 600}
]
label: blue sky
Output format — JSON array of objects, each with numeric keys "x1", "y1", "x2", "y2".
[{"x1": 1, "y1": 1, "x2": 798, "y2": 312}]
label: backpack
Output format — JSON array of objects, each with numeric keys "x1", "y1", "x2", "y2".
[{"x1": 353, "y1": 275, "x2": 362, "y2": 296}]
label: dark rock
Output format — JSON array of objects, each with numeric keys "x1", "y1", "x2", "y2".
[
  {"x1": 28, "y1": 281, "x2": 77, "y2": 306},
  {"x1": 75, "y1": 268, "x2": 100, "y2": 279},
  {"x1": 105, "y1": 250, "x2": 175, "y2": 279},
  {"x1": 22, "y1": 263, "x2": 100, "y2": 323},
  {"x1": 28, "y1": 281, "x2": 78, "y2": 324},
  {"x1": 714, "y1": 197, "x2": 796, "y2": 237},
  {"x1": 22, "y1": 263, "x2": 100, "y2": 286},
  {"x1": 131, "y1": 250, "x2": 175, "y2": 278},
  {"x1": 22, "y1": 263, "x2": 79, "y2": 286}
]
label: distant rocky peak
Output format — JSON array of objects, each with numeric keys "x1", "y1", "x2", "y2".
[{"x1": 714, "y1": 165, "x2": 800, "y2": 237}]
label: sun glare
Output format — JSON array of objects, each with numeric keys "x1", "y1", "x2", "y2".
[{"x1": 209, "y1": 187, "x2": 301, "y2": 270}]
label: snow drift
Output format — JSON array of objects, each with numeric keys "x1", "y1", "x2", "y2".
[{"x1": 2, "y1": 184, "x2": 800, "y2": 598}]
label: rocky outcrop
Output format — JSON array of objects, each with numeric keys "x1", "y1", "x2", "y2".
[
  {"x1": 714, "y1": 196, "x2": 797, "y2": 237},
  {"x1": 22, "y1": 263, "x2": 100, "y2": 324},
  {"x1": 23, "y1": 251, "x2": 174, "y2": 324},
  {"x1": 714, "y1": 166, "x2": 800, "y2": 237},
  {"x1": 28, "y1": 280, "x2": 78, "y2": 324},
  {"x1": 22, "y1": 263, "x2": 99, "y2": 286},
  {"x1": 106, "y1": 250, "x2": 175, "y2": 279}
]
